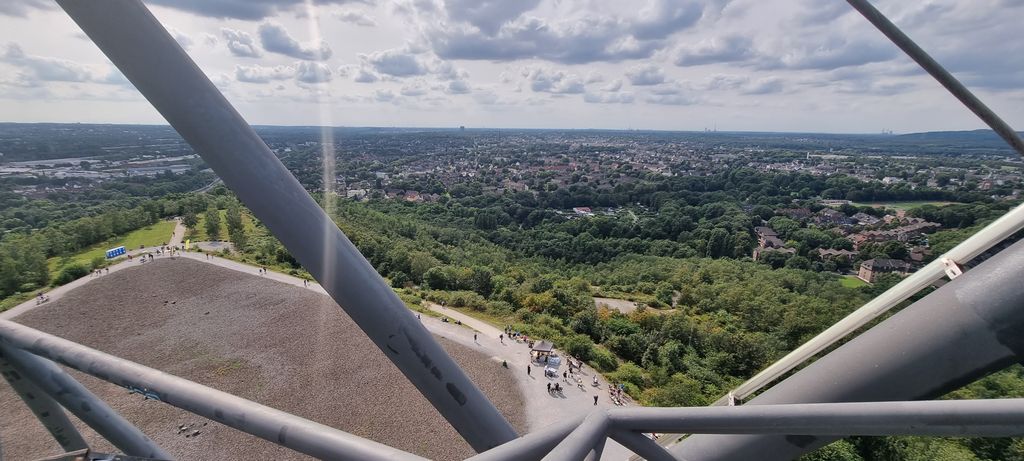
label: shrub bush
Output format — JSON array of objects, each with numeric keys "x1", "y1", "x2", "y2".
[
  {"x1": 590, "y1": 345, "x2": 619, "y2": 373},
  {"x1": 52, "y1": 264, "x2": 90, "y2": 286}
]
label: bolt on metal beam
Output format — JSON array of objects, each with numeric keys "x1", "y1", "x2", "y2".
[
  {"x1": 0, "y1": 321, "x2": 426, "y2": 461},
  {"x1": 54, "y1": 0, "x2": 516, "y2": 452},
  {"x1": 0, "y1": 344, "x2": 169, "y2": 459},
  {"x1": 0, "y1": 346, "x2": 89, "y2": 453},
  {"x1": 846, "y1": 0, "x2": 1024, "y2": 157}
]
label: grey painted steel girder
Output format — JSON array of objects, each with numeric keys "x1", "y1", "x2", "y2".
[
  {"x1": 455, "y1": 415, "x2": 583, "y2": 461},
  {"x1": 0, "y1": 345, "x2": 89, "y2": 453},
  {"x1": 608, "y1": 430, "x2": 680, "y2": 461},
  {"x1": 542, "y1": 411, "x2": 610, "y2": 461},
  {"x1": 55, "y1": 0, "x2": 516, "y2": 452},
  {"x1": 0, "y1": 344, "x2": 170, "y2": 459},
  {"x1": 609, "y1": 399, "x2": 1024, "y2": 436},
  {"x1": 0, "y1": 320, "x2": 426, "y2": 461}
]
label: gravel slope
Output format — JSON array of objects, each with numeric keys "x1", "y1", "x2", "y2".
[{"x1": 0, "y1": 258, "x2": 525, "y2": 460}]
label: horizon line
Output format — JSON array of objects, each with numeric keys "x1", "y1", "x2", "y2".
[{"x1": 0, "y1": 121, "x2": 1012, "y2": 137}]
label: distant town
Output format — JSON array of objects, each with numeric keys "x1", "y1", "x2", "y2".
[{"x1": 1, "y1": 123, "x2": 1021, "y2": 286}]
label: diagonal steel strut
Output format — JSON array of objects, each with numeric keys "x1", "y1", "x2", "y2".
[
  {"x1": 846, "y1": 0, "x2": 1024, "y2": 157},
  {"x1": 0, "y1": 344, "x2": 170, "y2": 459},
  {"x1": 0, "y1": 345, "x2": 89, "y2": 454},
  {"x1": 0, "y1": 319, "x2": 427, "y2": 461},
  {"x1": 55, "y1": 0, "x2": 516, "y2": 452}
]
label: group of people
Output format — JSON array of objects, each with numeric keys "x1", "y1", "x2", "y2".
[
  {"x1": 608, "y1": 383, "x2": 628, "y2": 405},
  {"x1": 91, "y1": 267, "x2": 110, "y2": 277},
  {"x1": 440, "y1": 317, "x2": 463, "y2": 326},
  {"x1": 502, "y1": 325, "x2": 528, "y2": 343}
]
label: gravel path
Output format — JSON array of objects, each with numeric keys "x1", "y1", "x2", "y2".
[
  {"x1": 0, "y1": 258, "x2": 526, "y2": 460},
  {"x1": 424, "y1": 303, "x2": 636, "y2": 460}
]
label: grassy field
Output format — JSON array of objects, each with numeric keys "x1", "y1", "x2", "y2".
[
  {"x1": 0, "y1": 292, "x2": 35, "y2": 313},
  {"x1": 187, "y1": 210, "x2": 257, "y2": 242},
  {"x1": 851, "y1": 201, "x2": 959, "y2": 211},
  {"x1": 48, "y1": 220, "x2": 176, "y2": 273},
  {"x1": 841, "y1": 275, "x2": 868, "y2": 288},
  {"x1": 188, "y1": 210, "x2": 227, "y2": 241}
]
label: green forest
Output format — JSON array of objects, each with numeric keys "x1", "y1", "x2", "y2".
[
  {"x1": 220, "y1": 194, "x2": 1022, "y2": 461},
  {"x1": 1, "y1": 163, "x2": 1022, "y2": 460}
]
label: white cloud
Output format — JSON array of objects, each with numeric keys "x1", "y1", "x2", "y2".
[
  {"x1": 446, "y1": 80, "x2": 471, "y2": 94},
  {"x1": 146, "y1": 0, "x2": 373, "y2": 20},
  {"x1": 521, "y1": 66, "x2": 586, "y2": 94},
  {"x1": 361, "y1": 48, "x2": 428, "y2": 77},
  {"x1": 584, "y1": 92, "x2": 635, "y2": 104},
  {"x1": 221, "y1": 28, "x2": 261, "y2": 58},
  {"x1": 334, "y1": 9, "x2": 376, "y2": 26},
  {"x1": 674, "y1": 35, "x2": 754, "y2": 66},
  {"x1": 2, "y1": 0, "x2": 1023, "y2": 133},
  {"x1": 295, "y1": 61, "x2": 333, "y2": 83},
  {"x1": 625, "y1": 64, "x2": 666, "y2": 86},
  {"x1": 235, "y1": 64, "x2": 294, "y2": 83},
  {"x1": 259, "y1": 22, "x2": 332, "y2": 61},
  {"x1": 168, "y1": 27, "x2": 193, "y2": 50},
  {"x1": 352, "y1": 67, "x2": 380, "y2": 83}
]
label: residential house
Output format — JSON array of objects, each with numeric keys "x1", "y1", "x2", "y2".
[{"x1": 858, "y1": 258, "x2": 912, "y2": 283}]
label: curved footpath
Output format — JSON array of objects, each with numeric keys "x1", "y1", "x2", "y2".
[{"x1": 2, "y1": 234, "x2": 635, "y2": 459}]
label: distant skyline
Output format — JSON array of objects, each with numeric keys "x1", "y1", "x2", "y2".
[{"x1": 0, "y1": 0, "x2": 1022, "y2": 134}]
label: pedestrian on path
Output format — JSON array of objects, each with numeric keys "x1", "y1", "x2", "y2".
[
  {"x1": 527, "y1": 365, "x2": 531, "y2": 376},
  {"x1": 594, "y1": 395, "x2": 598, "y2": 405},
  {"x1": 473, "y1": 333, "x2": 477, "y2": 342},
  {"x1": 303, "y1": 279, "x2": 308, "y2": 287},
  {"x1": 547, "y1": 383, "x2": 551, "y2": 393},
  {"x1": 499, "y1": 334, "x2": 503, "y2": 344}
]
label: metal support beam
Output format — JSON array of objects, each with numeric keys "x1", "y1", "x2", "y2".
[
  {"x1": 610, "y1": 400, "x2": 1024, "y2": 436},
  {"x1": 846, "y1": 0, "x2": 1024, "y2": 157},
  {"x1": 0, "y1": 344, "x2": 168, "y2": 459},
  {"x1": 674, "y1": 237, "x2": 1024, "y2": 460},
  {"x1": 466, "y1": 416, "x2": 583, "y2": 461},
  {"x1": 0, "y1": 346, "x2": 88, "y2": 453},
  {"x1": 0, "y1": 321, "x2": 426, "y2": 461},
  {"x1": 542, "y1": 411, "x2": 609, "y2": 461},
  {"x1": 587, "y1": 435, "x2": 607, "y2": 461},
  {"x1": 608, "y1": 430, "x2": 679, "y2": 461},
  {"x1": 55, "y1": 0, "x2": 516, "y2": 452}
]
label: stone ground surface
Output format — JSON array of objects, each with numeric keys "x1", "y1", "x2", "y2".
[{"x1": 0, "y1": 258, "x2": 527, "y2": 460}]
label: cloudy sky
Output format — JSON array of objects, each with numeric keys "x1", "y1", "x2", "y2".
[{"x1": 0, "y1": 0, "x2": 1022, "y2": 133}]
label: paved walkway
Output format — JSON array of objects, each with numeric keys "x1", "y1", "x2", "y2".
[
  {"x1": 3, "y1": 246, "x2": 637, "y2": 459},
  {"x1": 168, "y1": 218, "x2": 186, "y2": 247},
  {"x1": 424, "y1": 303, "x2": 634, "y2": 460}
]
